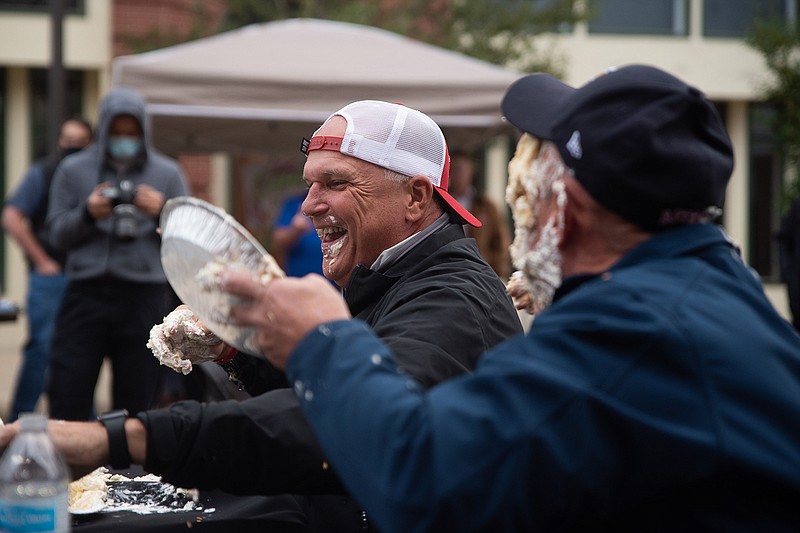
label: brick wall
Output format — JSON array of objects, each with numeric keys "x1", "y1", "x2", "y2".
[
  {"x1": 113, "y1": 0, "x2": 228, "y2": 57},
  {"x1": 178, "y1": 153, "x2": 213, "y2": 201}
]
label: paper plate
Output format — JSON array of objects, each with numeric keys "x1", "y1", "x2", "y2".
[{"x1": 159, "y1": 196, "x2": 272, "y2": 355}]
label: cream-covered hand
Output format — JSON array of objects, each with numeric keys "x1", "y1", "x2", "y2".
[{"x1": 147, "y1": 305, "x2": 225, "y2": 374}]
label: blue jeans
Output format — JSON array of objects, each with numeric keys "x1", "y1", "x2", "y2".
[{"x1": 9, "y1": 271, "x2": 68, "y2": 421}]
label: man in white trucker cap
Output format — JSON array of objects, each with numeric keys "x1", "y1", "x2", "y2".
[{"x1": 0, "y1": 100, "x2": 522, "y2": 533}]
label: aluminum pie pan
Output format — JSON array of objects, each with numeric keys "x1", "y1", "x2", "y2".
[{"x1": 159, "y1": 196, "x2": 273, "y2": 355}]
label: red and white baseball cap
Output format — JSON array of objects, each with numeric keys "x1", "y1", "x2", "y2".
[{"x1": 302, "y1": 100, "x2": 481, "y2": 228}]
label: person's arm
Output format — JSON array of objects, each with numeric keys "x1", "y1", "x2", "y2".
[
  {"x1": 47, "y1": 164, "x2": 108, "y2": 250},
  {"x1": 221, "y1": 251, "x2": 521, "y2": 386},
  {"x1": 132, "y1": 183, "x2": 165, "y2": 219},
  {"x1": 138, "y1": 392, "x2": 344, "y2": 494},
  {"x1": 0, "y1": 399, "x2": 335, "y2": 493},
  {"x1": 149, "y1": 304, "x2": 289, "y2": 395},
  {"x1": 0, "y1": 418, "x2": 141, "y2": 481},
  {"x1": 135, "y1": 156, "x2": 188, "y2": 219},
  {"x1": 136, "y1": 258, "x2": 518, "y2": 496},
  {"x1": 280, "y1": 293, "x2": 728, "y2": 532},
  {"x1": 3, "y1": 163, "x2": 62, "y2": 274},
  {"x1": 1, "y1": 205, "x2": 60, "y2": 275}
]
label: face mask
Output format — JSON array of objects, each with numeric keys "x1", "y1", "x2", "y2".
[{"x1": 107, "y1": 136, "x2": 142, "y2": 160}]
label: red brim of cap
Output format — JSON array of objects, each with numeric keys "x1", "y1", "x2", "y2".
[{"x1": 435, "y1": 186, "x2": 482, "y2": 228}]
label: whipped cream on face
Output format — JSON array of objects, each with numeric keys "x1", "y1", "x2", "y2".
[
  {"x1": 515, "y1": 208, "x2": 564, "y2": 314},
  {"x1": 505, "y1": 137, "x2": 568, "y2": 315},
  {"x1": 316, "y1": 215, "x2": 347, "y2": 267}
]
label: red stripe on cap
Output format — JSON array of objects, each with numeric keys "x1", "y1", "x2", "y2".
[
  {"x1": 307, "y1": 135, "x2": 344, "y2": 153},
  {"x1": 440, "y1": 145, "x2": 450, "y2": 190}
]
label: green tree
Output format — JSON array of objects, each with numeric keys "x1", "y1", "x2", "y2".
[
  {"x1": 222, "y1": 0, "x2": 584, "y2": 74},
  {"x1": 747, "y1": 16, "x2": 800, "y2": 208}
]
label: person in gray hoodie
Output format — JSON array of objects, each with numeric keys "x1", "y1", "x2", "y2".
[{"x1": 45, "y1": 86, "x2": 189, "y2": 421}]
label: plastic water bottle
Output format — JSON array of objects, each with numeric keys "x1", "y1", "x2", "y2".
[{"x1": 0, "y1": 413, "x2": 70, "y2": 532}]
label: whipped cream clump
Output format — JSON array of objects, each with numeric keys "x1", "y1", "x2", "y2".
[
  {"x1": 316, "y1": 215, "x2": 346, "y2": 267},
  {"x1": 147, "y1": 308, "x2": 219, "y2": 375},
  {"x1": 505, "y1": 135, "x2": 567, "y2": 315},
  {"x1": 147, "y1": 253, "x2": 285, "y2": 374}
]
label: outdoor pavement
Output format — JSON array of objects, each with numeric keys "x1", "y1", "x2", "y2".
[{"x1": 1, "y1": 316, "x2": 111, "y2": 421}]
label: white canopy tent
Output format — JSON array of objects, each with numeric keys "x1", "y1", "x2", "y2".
[{"x1": 111, "y1": 18, "x2": 524, "y2": 154}]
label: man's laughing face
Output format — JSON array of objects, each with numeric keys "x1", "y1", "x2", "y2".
[{"x1": 301, "y1": 117, "x2": 412, "y2": 288}]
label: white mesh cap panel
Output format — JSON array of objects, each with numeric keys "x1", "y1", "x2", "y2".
[
  {"x1": 331, "y1": 100, "x2": 446, "y2": 186},
  {"x1": 309, "y1": 99, "x2": 481, "y2": 228}
]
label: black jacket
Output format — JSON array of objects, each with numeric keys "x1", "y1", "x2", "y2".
[{"x1": 138, "y1": 223, "x2": 522, "y2": 528}]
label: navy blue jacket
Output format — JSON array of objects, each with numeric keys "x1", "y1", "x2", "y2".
[{"x1": 289, "y1": 223, "x2": 800, "y2": 532}]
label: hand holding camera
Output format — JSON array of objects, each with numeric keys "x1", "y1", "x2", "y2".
[
  {"x1": 100, "y1": 178, "x2": 137, "y2": 206},
  {"x1": 132, "y1": 184, "x2": 165, "y2": 219},
  {"x1": 90, "y1": 181, "x2": 166, "y2": 240},
  {"x1": 91, "y1": 180, "x2": 139, "y2": 240}
]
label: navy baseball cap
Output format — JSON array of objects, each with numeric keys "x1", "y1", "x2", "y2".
[{"x1": 501, "y1": 64, "x2": 734, "y2": 231}]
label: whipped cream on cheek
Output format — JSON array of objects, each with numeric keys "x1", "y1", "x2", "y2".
[
  {"x1": 316, "y1": 215, "x2": 347, "y2": 267},
  {"x1": 505, "y1": 136, "x2": 567, "y2": 316}
]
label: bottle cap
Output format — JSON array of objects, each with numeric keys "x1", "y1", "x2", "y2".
[{"x1": 18, "y1": 413, "x2": 48, "y2": 431}]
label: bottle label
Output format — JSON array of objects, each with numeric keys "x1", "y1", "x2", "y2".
[{"x1": 0, "y1": 496, "x2": 68, "y2": 532}]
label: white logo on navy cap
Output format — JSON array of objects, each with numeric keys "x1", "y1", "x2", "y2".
[{"x1": 566, "y1": 130, "x2": 582, "y2": 159}]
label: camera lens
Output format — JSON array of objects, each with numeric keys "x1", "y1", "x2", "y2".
[{"x1": 112, "y1": 204, "x2": 139, "y2": 240}]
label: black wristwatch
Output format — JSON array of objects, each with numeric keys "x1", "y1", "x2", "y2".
[{"x1": 98, "y1": 409, "x2": 131, "y2": 469}]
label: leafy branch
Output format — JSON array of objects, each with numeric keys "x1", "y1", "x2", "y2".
[{"x1": 747, "y1": 16, "x2": 800, "y2": 208}]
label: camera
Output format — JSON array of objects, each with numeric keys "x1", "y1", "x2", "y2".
[
  {"x1": 101, "y1": 179, "x2": 137, "y2": 206},
  {"x1": 101, "y1": 180, "x2": 139, "y2": 240}
]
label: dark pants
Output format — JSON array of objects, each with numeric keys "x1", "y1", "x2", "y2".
[{"x1": 46, "y1": 277, "x2": 171, "y2": 420}]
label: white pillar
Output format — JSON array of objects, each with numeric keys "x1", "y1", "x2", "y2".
[{"x1": 4, "y1": 67, "x2": 31, "y2": 304}]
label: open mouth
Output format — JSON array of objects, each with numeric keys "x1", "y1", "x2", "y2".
[{"x1": 317, "y1": 225, "x2": 347, "y2": 259}]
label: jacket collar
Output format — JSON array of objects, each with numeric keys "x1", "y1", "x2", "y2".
[
  {"x1": 554, "y1": 223, "x2": 734, "y2": 303},
  {"x1": 344, "y1": 223, "x2": 466, "y2": 315}
]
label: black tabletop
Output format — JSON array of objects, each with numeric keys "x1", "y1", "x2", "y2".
[{"x1": 72, "y1": 469, "x2": 308, "y2": 533}]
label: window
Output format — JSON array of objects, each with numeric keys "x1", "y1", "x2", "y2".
[
  {"x1": 587, "y1": 0, "x2": 688, "y2": 35},
  {"x1": 0, "y1": 0, "x2": 82, "y2": 12},
  {"x1": 748, "y1": 103, "x2": 784, "y2": 280},
  {"x1": 704, "y1": 0, "x2": 795, "y2": 38}
]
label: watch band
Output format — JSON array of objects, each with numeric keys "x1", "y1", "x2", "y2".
[
  {"x1": 98, "y1": 409, "x2": 131, "y2": 470},
  {"x1": 218, "y1": 350, "x2": 246, "y2": 391}
]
